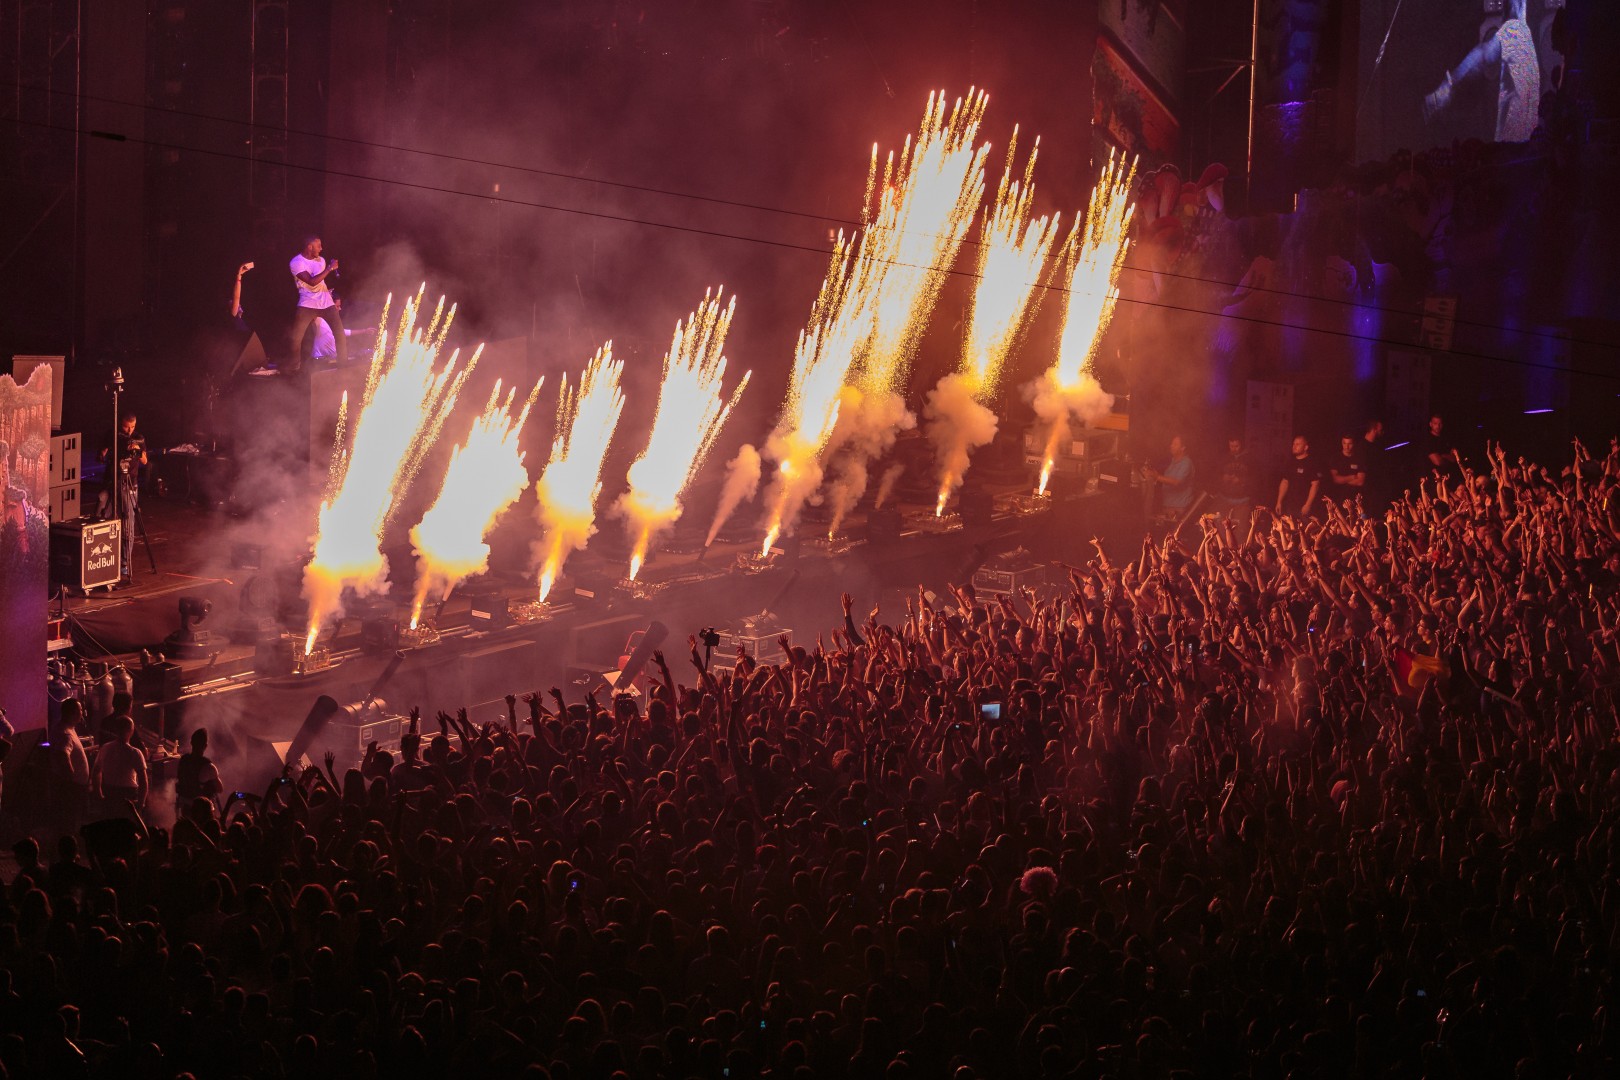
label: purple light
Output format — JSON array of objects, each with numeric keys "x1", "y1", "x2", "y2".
[
  {"x1": 1523, "y1": 408, "x2": 1555, "y2": 415},
  {"x1": 1385, "y1": 441, "x2": 1410, "y2": 451}
]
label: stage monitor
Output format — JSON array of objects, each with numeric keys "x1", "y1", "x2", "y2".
[{"x1": 1358, "y1": 0, "x2": 1566, "y2": 161}]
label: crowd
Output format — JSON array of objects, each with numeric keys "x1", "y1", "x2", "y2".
[{"x1": 3, "y1": 432, "x2": 1619, "y2": 1079}]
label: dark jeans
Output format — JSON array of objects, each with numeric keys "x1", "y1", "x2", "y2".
[
  {"x1": 290, "y1": 305, "x2": 347, "y2": 369},
  {"x1": 96, "y1": 481, "x2": 138, "y2": 579}
]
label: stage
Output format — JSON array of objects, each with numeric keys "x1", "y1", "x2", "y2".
[{"x1": 53, "y1": 472, "x2": 1141, "y2": 774}]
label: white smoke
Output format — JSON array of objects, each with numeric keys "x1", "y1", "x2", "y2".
[
  {"x1": 873, "y1": 463, "x2": 904, "y2": 509},
  {"x1": 924, "y1": 372, "x2": 999, "y2": 513},
  {"x1": 822, "y1": 387, "x2": 914, "y2": 537},
  {"x1": 1025, "y1": 370, "x2": 1115, "y2": 490},
  {"x1": 1028, "y1": 370, "x2": 1114, "y2": 427},
  {"x1": 705, "y1": 443, "x2": 763, "y2": 547}
]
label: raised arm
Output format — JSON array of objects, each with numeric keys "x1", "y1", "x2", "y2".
[{"x1": 231, "y1": 261, "x2": 253, "y2": 317}]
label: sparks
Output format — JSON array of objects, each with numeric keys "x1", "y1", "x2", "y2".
[
  {"x1": 1031, "y1": 150, "x2": 1135, "y2": 493},
  {"x1": 535, "y1": 344, "x2": 626, "y2": 601},
  {"x1": 858, "y1": 87, "x2": 990, "y2": 396},
  {"x1": 620, "y1": 290, "x2": 750, "y2": 580},
  {"x1": 303, "y1": 289, "x2": 476, "y2": 647},
  {"x1": 410, "y1": 378, "x2": 541, "y2": 622},
  {"x1": 761, "y1": 89, "x2": 989, "y2": 550},
  {"x1": 756, "y1": 236, "x2": 858, "y2": 552},
  {"x1": 930, "y1": 130, "x2": 1058, "y2": 514}
]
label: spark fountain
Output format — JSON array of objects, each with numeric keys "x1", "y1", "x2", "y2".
[
  {"x1": 619, "y1": 291, "x2": 749, "y2": 580},
  {"x1": 927, "y1": 131, "x2": 1059, "y2": 515},
  {"x1": 409, "y1": 378, "x2": 541, "y2": 627},
  {"x1": 823, "y1": 90, "x2": 990, "y2": 537},
  {"x1": 303, "y1": 289, "x2": 476, "y2": 651},
  {"x1": 760, "y1": 89, "x2": 990, "y2": 550},
  {"x1": 534, "y1": 344, "x2": 626, "y2": 602},
  {"x1": 1030, "y1": 150, "x2": 1136, "y2": 495},
  {"x1": 859, "y1": 89, "x2": 990, "y2": 398},
  {"x1": 756, "y1": 234, "x2": 865, "y2": 557}
]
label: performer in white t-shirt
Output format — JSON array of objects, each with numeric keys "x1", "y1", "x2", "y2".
[
  {"x1": 287, "y1": 235, "x2": 347, "y2": 371},
  {"x1": 311, "y1": 298, "x2": 375, "y2": 362}
]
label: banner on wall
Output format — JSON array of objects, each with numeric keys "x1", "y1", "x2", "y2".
[
  {"x1": 0, "y1": 365, "x2": 51, "y2": 731},
  {"x1": 1098, "y1": 0, "x2": 1186, "y2": 105},
  {"x1": 1092, "y1": 35, "x2": 1181, "y2": 164}
]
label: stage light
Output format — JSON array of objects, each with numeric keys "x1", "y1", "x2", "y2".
[
  {"x1": 1523, "y1": 408, "x2": 1554, "y2": 415},
  {"x1": 165, "y1": 595, "x2": 214, "y2": 659}
]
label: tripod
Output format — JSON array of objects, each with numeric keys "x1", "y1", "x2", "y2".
[
  {"x1": 107, "y1": 369, "x2": 157, "y2": 584},
  {"x1": 117, "y1": 456, "x2": 158, "y2": 579}
]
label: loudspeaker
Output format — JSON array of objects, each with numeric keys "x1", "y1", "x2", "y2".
[
  {"x1": 226, "y1": 331, "x2": 268, "y2": 378},
  {"x1": 459, "y1": 639, "x2": 542, "y2": 706},
  {"x1": 958, "y1": 488, "x2": 994, "y2": 530},
  {"x1": 254, "y1": 635, "x2": 297, "y2": 676},
  {"x1": 571, "y1": 573, "x2": 612, "y2": 603},
  {"x1": 467, "y1": 593, "x2": 510, "y2": 630},
  {"x1": 134, "y1": 661, "x2": 183, "y2": 704},
  {"x1": 50, "y1": 433, "x2": 81, "y2": 485},
  {"x1": 360, "y1": 614, "x2": 401, "y2": 654},
  {"x1": 48, "y1": 483, "x2": 81, "y2": 523},
  {"x1": 767, "y1": 533, "x2": 801, "y2": 561},
  {"x1": 866, "y1": 506, "x2": 903, "y2": 546}
]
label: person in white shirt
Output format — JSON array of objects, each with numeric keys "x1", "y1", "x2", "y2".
[
  {"x1": 287, "y1": 235, "x2": 346, "y2": 371},
  {"x1": 93, "y1": 714, "x2": 149, "y2": 811},
  {"x1": 311, "y1": 298, "x2": 375, "y2": 363},
  {"x1": 50, "y1": 698, "x2": 92, "y2": 818}
]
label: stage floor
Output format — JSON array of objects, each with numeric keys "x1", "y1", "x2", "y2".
[{"x1": 54, "y1": 479, "x2": 1127, "y2": 758}]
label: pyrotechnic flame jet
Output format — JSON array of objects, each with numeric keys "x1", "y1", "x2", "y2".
[
  {"x1": 303, "y1": 288, "x2": 477, "y2": 651},
  {"x1": 1031, "y1": 150, "x2": 1136, "y2": 495},
  {"x1": 761, "y1": 89, "x2": 990, "y2": 551},
  {"x1": 758, "y1": 234, "x2": 864, "y2": 557},
  {"x1": 857, "y1": 88, "x2": 990, "y2": 397},
  {"x1": 929, "y1": 130, "x2": 1059, "y2": 515},
  {"x1": 410, "y1": 378, "x2": 541, "y2": 626},
  {"x1": 535, "y1": 344, "x2": 625, "y2": 601},
  {"x1": 620, "y1": 290, "x2": 750, "y2": 580},
  {"x1": 822, "y1": 90, "x2": 991, "y2": 538}
]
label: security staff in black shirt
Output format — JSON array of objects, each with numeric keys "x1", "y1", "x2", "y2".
[{"x1": 1276, "y1": 435, "x2": 1323, "y2": 519}]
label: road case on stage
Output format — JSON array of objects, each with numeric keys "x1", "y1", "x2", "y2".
[{"x1": 50, "y1": 518, "x2": 121, "y2": 592}]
